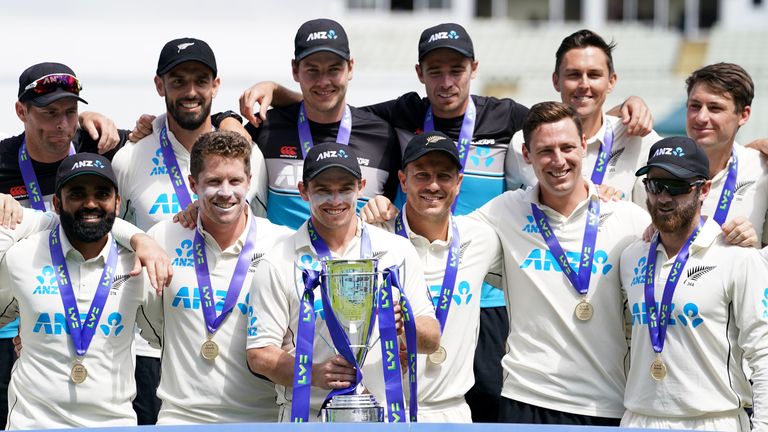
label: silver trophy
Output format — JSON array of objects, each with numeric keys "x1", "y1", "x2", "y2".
[{"x1": 320, "y1": 259, "x2": 384, "y2": 423}]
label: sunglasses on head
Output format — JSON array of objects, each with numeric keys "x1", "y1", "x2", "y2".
[
  {"x1": 21, "y1": 74, "x2": 82, "y2": 98},
  {"x1": 643, "y1": 178, "x2": 705, "y2": 196}
]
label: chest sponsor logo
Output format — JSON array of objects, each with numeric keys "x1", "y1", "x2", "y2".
[
  {"x1": 522, "y1": 215, "x2": 539, "y2": 234},
  {"x1": 630, "y1": 256, "x2": 647, "y2": 286},
  {"x1": 173, "y1": 239, "x2": 195, "y2": 267},
  {"x1": 468, "y1": 146, "x2": 495, "y2": 168},
  {"x1": 631, "y1": 301, "x2": 704, "y2": 329},
  {"x1": 275, "y1": 165, "x2": 302, "y2": 187},
  {"x1": 761, "y1": 288, "x2": 768, "y2": 319},
  {"x1": 33, "y1": 265, "x2": 58, "y2": 295},
  {"x1": 33, "y1": 311, "x2": 125, "y2": 336},
  {"x1": 149, "y1": 193, "x2": 197, "y2": 215},
  {"x1": 150, "y1": 148, "x2": 168, "y2": 176},
  {"x1": 520, "y1": 248, "x2": 613, "y2": 275},
  {"x1": 428, "y1": 280, "x2": 472, "y2": 309},
  {"x1": 171, "y1": 286, "x2": 248, "y2": 314}
]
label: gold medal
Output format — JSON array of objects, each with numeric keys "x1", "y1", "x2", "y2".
[
  {"x1": 70, "y1": 362, "x2": 88, "y2": 384},
  {"x1": 428, "y1": 346, "x2": 447, "y2": 364},
  {"x1": 201, "y1": 337, "x2": 219, "y2": 361},
  {"x1": 574, "y1": 299, "x2": 593, "y2": 321},
  {"x1": 650, "y1": 356, "x2": 667, "y2": 381}
]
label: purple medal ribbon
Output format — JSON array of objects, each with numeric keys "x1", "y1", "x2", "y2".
[
  {"x1": 423, "y1": 97, "x2": 476, "y2": 212},
  {"x1": 192, "y1": 216, "x2": 258, "y2": 335},
  {"x1": 49, "y1": 225, "x2": 118, "y2": 357},
  {"x1": 531, "y1": 197, "x2": 600, "y2": 297},
  {"x1": 590, "y1": 121, "x2": 614, "y2": 186},
  {"x1": 159, "y1": 126, "x2": 193, "y2": 210},
  {"x1": 394, "y1": 212, "x2": 459, "y2": 333},
  {"x1": 378, "y1": 266, "x2": 418, "y2": 422},
  {"x1": 19, "y1": 138, "x2": 76, "y2": 211},
  {"x1": 297, "y1": 103, "x2": 352, "y2": 159},
  {"x1": 644, "y1": 218, "x2": 704, "y2": 355},
  {"x1": 713, "y1": 150, "x2": 738, "y2": 226}
]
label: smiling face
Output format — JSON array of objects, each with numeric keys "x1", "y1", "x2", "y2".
[
  {"x1": 686, "y1": 83, "x2": 750, "y2": 151},
  {"x1": 16, "y1": 98, "x2": 79, "y2": 156},
  {"x1": 292, "y1": 52, "x2": 353, "y2": 122},
  {"x1": 553, "y1": 46, "x2": 616, "y2": 128},
  {"x1": 644, "y1": 167, "x2": 709, "y2": 233},
  {"x1": 53, "y1": 175, "x2": 119, "y2": 243},
  {"x1": 155, "y1": 61, "x2": 220, "y2": 131},
  {"x1": 523, "y1": 117, "x2": 587, "y2": 204},
  {"x1": 189, "y1": 155, "x2": 251, "y2": 228},
  {"x1": 416, "y1": 48, "x2": 477, "y2": 118},
  {"x1": 399, "y1": 152, "x2": 462, "y2": 223},
  {"x1": 298, "y1": 168, "x2": 365, "y2": 232}
]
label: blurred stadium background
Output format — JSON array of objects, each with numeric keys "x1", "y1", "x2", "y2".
[{"x1": 0, "y1": 0, "x2": 765, "y2": 142}]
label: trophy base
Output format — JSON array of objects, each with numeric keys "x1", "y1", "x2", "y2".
[{"x1": 321, "y1": 394, "x2": 384, "y2": 422}]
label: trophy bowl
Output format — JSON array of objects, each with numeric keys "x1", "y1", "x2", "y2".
[{"x1": 319, "y1": 259, "x2": 384, "y2": 422}]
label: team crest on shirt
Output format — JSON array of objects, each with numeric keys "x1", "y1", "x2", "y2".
[
  {"x1": 608, "y1": 147, "x2": 624, "y2": 169},
  {"x1": 32, "y1": 265, "x2": 58, "y2": 295},
  {"x1": 249, "y1": 253, "x2": 265, "y2": 271},
  {"x1": 734, "y1": 181, "x2": 754, "y2": 199},
  {"x1": 682, "y1": 265, "x2": 716, "y2": 287},
  {"x1": 150, "y1": 148, "x2": 168, "y2": 176},
  {"x1": 110, "y1": 274, "x2": 130, "y2": 294},
  {"x1": 372, "y1": 251, "x2": 386, "y2": 260},
  {"x1": 172, "y1": 239, "x2": 195, "y2": 267}
]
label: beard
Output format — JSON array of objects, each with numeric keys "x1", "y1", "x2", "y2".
[
  {"x1": 59, "y1": 207, "x2": 116, "y2": 243},
  {"x1": 166, "y1": 96, "x2": 212, "y2": 131},
  {"x1": 646, "y1": 192, "x2": 699, "y2": 234}
]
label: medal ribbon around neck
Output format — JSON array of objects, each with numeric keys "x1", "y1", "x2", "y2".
[
  {"x1": 297, "y1": 102, "x2": 352, "y2": 159},
  {"x1": 49, "y1": 225, "x2": 118, "y2": 357},
  {"x1": 713, "y1": 149, "x2": 738, "y2": 226},
  {"x1": 159, "y1": 126, "x2": 193, "y2": 210},
  {"x1": 590, "y1": 121, "x2": 614, "y2": 186},
  {"x1": 423, "y1": 97, "x2": 476, "y2": 212},
  {"x1": 530, "y1": 197, "x2": 600, "y2": 298},
  {"x1": 192, "y1": 216, "x2": 258, "y2": 335},
  {"x1": 19, "y1": 138, "x2": 75, "y2": 211},
  {"x1": 394, "y1": 211, "x2": 459, "y2": 334},
  {"x1": 643, "y1": 218, "x2": 704, "y2": 356}
]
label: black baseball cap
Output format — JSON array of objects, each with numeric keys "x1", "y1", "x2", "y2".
[
  {"x1": 294, "y1": 19, "x2": 350, "y2": 61},
  {"x1": 157, "y1": 38, "x2": 217, "y2": 77},
  {"x1": 303, "y1": 142, "x2": 361, "y2": 183},
  {"x1": 402, "y1": 131, "x2": 462, "y2": 169},
  {"x1": 418, "y1": 23, "x2": 474, "y2": 61},
  {"x1": 55, "y1": 153, "x2": 118, "y2": 192},
  {"x1": 18, "y1": 62, "x2": 88, "y2": 107},
  {"x1": 635, "y1": 136, "x2": 710, "y2": 180}
]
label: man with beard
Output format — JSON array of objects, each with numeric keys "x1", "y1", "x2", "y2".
[
  {"x1": 246, "y1": 143, "x2": 439, "y2": 422},
  {"x1": 619, "y1": 136, "x2": 768, "y2": 430},
  {"x1": 0, "y1": 153, "x2": 159, "y2": 429},
  {"x1": 110, "y1": 37, "x2": 266, "y2": 424},
  {"x1": 471, "y1": 102, "x2": 649, "y2": 425},
  {"x1": 139, "y1": 131, "x2": 292, "y2": 423}
]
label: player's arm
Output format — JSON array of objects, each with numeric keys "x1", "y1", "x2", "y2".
[
  {"x1": 78, "y1": 111, "x2": 121, "y2": 154},
  {"x1": 399, "y1": 243, "x2": 440, "y2": 354},
  {"x1": 136, "y1": 281, "x2": 163, "y2": 349},
  {"x1": 606, "y1": 96, "x2": 653, "y2": 137},
  {"x1": 239, "y1": 81, "x2": 303, "y2": 126},
  {"x1": 0, "y1": 251, "x2": 19, "y2": 327},
  {"x1": 111, "y1": 218, "x2": 173, "y2": 293}
]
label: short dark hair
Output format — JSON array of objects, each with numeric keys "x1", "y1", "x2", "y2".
[
  {"x1": 554, "y1": 29, "x2": 616, "y2": 75},
  {"x1": 522, "y1": 101, "x2": 583, "y2": 149},
  {"x1": 190, "y1": 131, "x2": 251, "y2": 179},
  {"x1": 685, "y1": 62, "x2": 754, "y2": 113}
]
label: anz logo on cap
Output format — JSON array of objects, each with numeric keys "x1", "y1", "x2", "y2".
[
  {"x1": 427, "y1": 30, "x2": 460, "y2": 43},
  {"x1": 315, "y1": 149, "x2": 348, "y2": 160},
  {"x1": 72, "y1": 159, "x2": 105, "y2": 170},
  {"x1": 306, "y1": 30, "x2": 338, "y2": 41},
  {"x1": 652, "y1": 146, "x2": 685, "y2": 158}
]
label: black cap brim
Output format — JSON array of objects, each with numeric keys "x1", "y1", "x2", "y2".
[
  {"x1": 57, "y1": 171, "x2": 118, "y2": 193},
  {"x1": 295, "y1": 47, "x2": 350, "y2": 62},
  {"x1": 635, "y1": 163, "x2": 706, "y2": 179},
  {"x1": 157, "y1": 58, "x2": 217, "y2": 77},
  {"x1": 304, "y1": 163, "x2": 361, "y2": 182},
  {"x1": 403, "y1": 148, "x2": 462, "y2": 169},
  {"x1": 26, "y1": 89, "x2": 87, "y2": 107},
  {"x1": 419, "y1": 45, "x2": 474, "y2": 61}
]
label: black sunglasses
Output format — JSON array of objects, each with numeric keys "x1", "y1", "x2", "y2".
[{"x1": 643, "y1": 178, "x2": 705, "y2": 196}]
